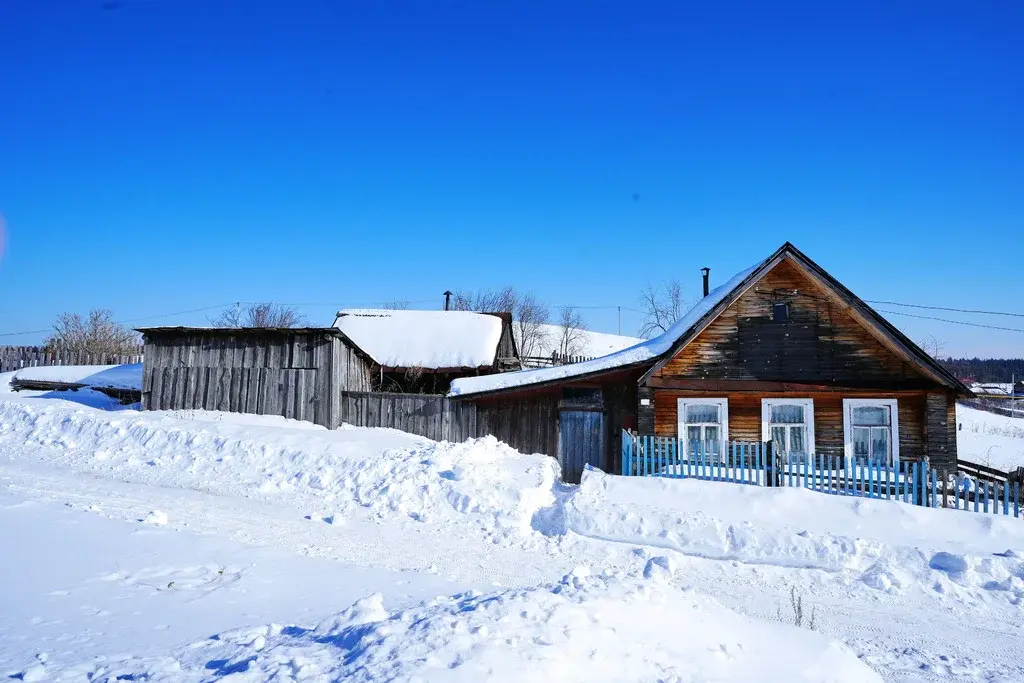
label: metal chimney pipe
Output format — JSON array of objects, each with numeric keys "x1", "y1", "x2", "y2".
[
  {"x1": 701, "y1": 268, "x2": 711, "y2": 297},
  {"x1": 443, "y1": 290, "x2": 453, "y2": 311}
]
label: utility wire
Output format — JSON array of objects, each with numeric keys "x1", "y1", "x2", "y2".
[
  {"x1": 5, "y1": 298, "x2": 1020, "y2": 339},
  {"x1": 875, "y1": 309, "x2": 1024, "y2": 334},
  {"x1": 866, "y1": 300, "x2": 1024, "y2": 318}
]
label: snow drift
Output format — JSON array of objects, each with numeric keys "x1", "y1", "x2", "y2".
[
  {"x1": 0, "y1": 400, "x2": 558, "y2": 545},
  {"x1": 557, "y1": 469, "x2": 1024, "y2": 603},
  {"x1": 49, "y1": 569, "x2": 880, "y2": 683}
]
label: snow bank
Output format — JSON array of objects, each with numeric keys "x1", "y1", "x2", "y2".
[
  {"x1": 8, "y1": 363, "x2": 142, "y2": 390},
  {"x1": 334, "y1": 309, "x2": 504, "y2": 369},
  {"x1": 0, "y1": 400, "x2": 558, "y2": 545},
  {"x1": 956, "y1": 404, "x2": 1024, "y2": 471},
  {"x1": 54, "y1": 570, "x2": 879, "y2": 683},
  {"x1": 555, "y1": 470, "x2": 1024, "y2": 603}
]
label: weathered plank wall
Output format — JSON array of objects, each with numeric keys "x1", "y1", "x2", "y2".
[
  {"x1": 0, "y1": 345, "x2": 144, "y2": 371},
  {"x1": 476, "y1": 394, "x2": 561, "y2": 459},
  {"x1": 653, "y1": 389, "x2": 929, "y2": 461},
  {"x1": 339, "y1": 391, "x2": 478, "y2": 442},
  {"x1": 141, "y1": 331, "x2": 372, "y2": 428},
  {"x1": 339, "y1": 390, "x2": 561, "y2": 458},
  {"x1": 653, "y1": 260, "x2": 935, "y2": 386}
]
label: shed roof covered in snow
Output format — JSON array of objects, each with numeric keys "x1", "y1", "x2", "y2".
[{"x1": 332, "y1": 309, "x2": 515, "y2": 371}]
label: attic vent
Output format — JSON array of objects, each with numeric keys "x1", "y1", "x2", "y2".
[{"x1": 773, "y1": 303, "x2": 789, "y2": 322}]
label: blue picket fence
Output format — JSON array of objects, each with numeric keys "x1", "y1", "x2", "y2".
[{"x1": 621, "y1": 431, "x2": 1022, "y2": 519}]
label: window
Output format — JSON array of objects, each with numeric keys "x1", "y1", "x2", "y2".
[
  {"x1": 772, "y1": 303, "x2": 789, "y2": 322},
  {"x1": 842, "y1": 399, "x2": 899, "y2": 466},
  {"x1": 761, "y1": 398, "x2": 814, "y2": 461},
  {"x1": 677, "y1": 398, "x2": 728, "y2": 460}
]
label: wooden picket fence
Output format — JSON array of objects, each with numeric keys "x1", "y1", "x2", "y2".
[
  {"x1": 621, "y1": 431, "x2": 1022, "y2": 519},
  {"x1": 0, "y1": 345, "x2": 144, "y2": 372}
]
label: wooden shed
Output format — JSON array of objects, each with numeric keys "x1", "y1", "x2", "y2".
[
  {"x1": 139, "y1": 327, "x2": 374, "y2": 428},
  {"x1": 450, "y1": 243, "x2": 973, "y2": 482}
]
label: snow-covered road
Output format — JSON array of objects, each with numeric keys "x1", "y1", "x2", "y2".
[{"x1": 0, "y1": 390, "x2": 1021, "y2": 681}]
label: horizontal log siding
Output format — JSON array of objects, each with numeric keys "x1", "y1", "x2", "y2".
[
  {"x1": 654, "y1": 260, "x2": 928, "y2": 385},
  {"x1": 653, "y1": 390, "x2": 927, "y2": 460}
]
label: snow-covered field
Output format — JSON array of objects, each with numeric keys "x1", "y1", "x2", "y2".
[
  {"x1": 956, "y1": 404, "x2": 1024, "y2": 471},
  {"x1": 0, "y1": 383, "x2": 1022, "y2": 681}
]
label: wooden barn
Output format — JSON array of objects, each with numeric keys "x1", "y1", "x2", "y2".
[
  {"x1": 449, "y1": 243, "x2": 973, "y2": 483},
  {"x1": 139, "y1": 327, "x2": 375, "y2": 428}
]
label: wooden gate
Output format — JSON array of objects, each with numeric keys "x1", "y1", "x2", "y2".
[{"x1": 559, "y1": 405, "x2": 605, "y2": 484}]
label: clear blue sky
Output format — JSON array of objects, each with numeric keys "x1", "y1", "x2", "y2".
[{"x1": 1, "y1": 1, "x2": 1021, "y2": 357}]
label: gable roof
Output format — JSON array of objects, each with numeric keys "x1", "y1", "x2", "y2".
[
  {"x1": 449, "y1": 243, "x2": 972, "y2": 397},
  {"x1": 332, "y1": 309, "x2": 507, "y2": 370}
]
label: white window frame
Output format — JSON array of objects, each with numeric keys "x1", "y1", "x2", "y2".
[
  {"x1": 677, "y1": 398, "x2": 729, "y2": 459},
  {"x1": 761, "y1": 398, "x2": 815, "y2": 457},
  {"x1": 842, "y1": 398, "x2": 900, "y2": 465}
]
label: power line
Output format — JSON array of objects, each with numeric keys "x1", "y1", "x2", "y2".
[
  {"x1": 120, "y1": 302, "x2": 242, "y2": 323},
  {"x1": 866, "y1": 300, "x2": 1024, "y2": 318},
  {"x1": 0, "y1": 299, "x2": 442, "y2": 339},
  {"x1": 875, "y1": 309, "x2": 1024, "y2": 333}
]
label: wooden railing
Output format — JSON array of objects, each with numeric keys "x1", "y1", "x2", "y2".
[{"x1": 957, "y1": 458, "x2": 1024, "y2": 485}]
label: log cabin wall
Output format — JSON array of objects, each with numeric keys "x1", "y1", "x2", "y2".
[
  {"x1": 652, "y1": 390, "x2": 928, "y2": 461},
  {"x1": 652, "y1": 259, "x2": 935, "y2": 386},
  {"x1": 646, "y1": 256, "x2": 959, "y2": 466}
]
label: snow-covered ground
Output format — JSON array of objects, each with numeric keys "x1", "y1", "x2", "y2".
[
  {"x1": 956, "y1": 404, "x2": 1024, "y2": 471},
  {"x1": 0, "y1": 387, "x2": 1022, "y2": 681}
]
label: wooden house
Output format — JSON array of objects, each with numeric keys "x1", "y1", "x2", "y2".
[
  {"x1": 331, "y1": 309, "x2": 519, "y2": 393},
  {"x1": 450, "y1": 243, "x2": 972, "y2": 483}
]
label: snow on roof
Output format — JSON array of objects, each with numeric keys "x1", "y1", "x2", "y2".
[
  {"x1": 333, "y1": 309, "x2": 505, "y2": 370},
  {"x1": 449, "y1": 260, "x2": 765, "y2": 396},
  {"x1": 10, "y1": 363, "x2": 143, "y2": 390}
]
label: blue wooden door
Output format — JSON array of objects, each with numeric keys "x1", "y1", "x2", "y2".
[{"x1": 558, "y1": 409, "x2": 605, "y2": 483}]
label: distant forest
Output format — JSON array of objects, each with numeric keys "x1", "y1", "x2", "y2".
[{"x1": 938, "y1": 358, "x2": 1024, "y2": 383}]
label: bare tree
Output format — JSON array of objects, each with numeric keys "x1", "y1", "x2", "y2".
[
  {"x1": 452, "y1": 286, "x2": 550, "y2": 358},
  {"x1": 638, "y1": 279, "x2": 688, "y2": 338},
  {"x1": 918, "y1": 333, "x2": 946, "y2": 360},
  {"x1": 556, "y1": 306, "x2": 587, "y2": 358},
  {"x1": 212, "y1": 302, "x2": 306, "y2": 328},
  {"x1": 45, "y1": 309, "x2": 138, "y2": 354},
  {"x1": 381, "y1": 299, "x2": 411, "y2": 310}
]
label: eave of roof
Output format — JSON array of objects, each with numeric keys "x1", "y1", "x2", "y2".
[{"x1": 137, "y1": 326, "x2": 344, "y2": 335}]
